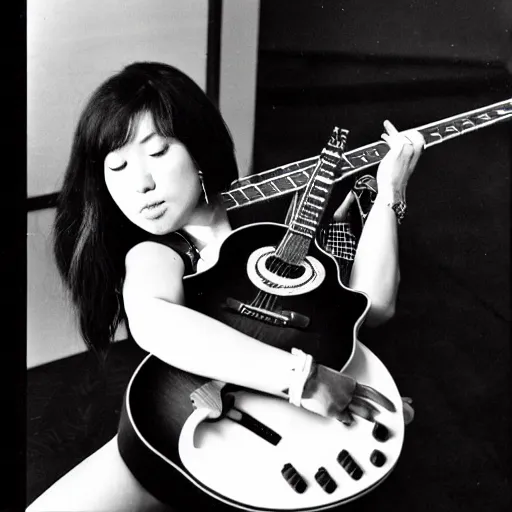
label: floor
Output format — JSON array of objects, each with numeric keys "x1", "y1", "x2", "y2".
[
  {"x1": 26, "y1": 338, "x2": 147, "y2": 505},
  {"x1": 26, "y1": 67, "x2": 511, "y2": 511}
]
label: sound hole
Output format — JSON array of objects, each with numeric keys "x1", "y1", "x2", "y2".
[{"x1": 265, "y1": 255, "x2": 305, "y2": 279}]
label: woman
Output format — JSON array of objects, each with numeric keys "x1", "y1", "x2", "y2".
[{"x1": 28, "y1": 62, "x2": 424, "y2": 511}]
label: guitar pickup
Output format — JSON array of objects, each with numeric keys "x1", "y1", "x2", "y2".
[{"x1": 222, "y1": 297, "x2": 310, "y2": 329}]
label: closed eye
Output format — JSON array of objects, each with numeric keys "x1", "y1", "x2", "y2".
[
  {"x1": 109, "y1": 162, "x2": 127, "y2": 172},
  {"x1": 150, "y1": 145, "x2": 170, "y2": 158}
]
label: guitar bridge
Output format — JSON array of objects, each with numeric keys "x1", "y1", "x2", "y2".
[{"x1": 222, "y1": 297, "x2": 309, "y2": 329}]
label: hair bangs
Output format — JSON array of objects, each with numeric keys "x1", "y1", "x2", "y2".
[
  {"x1": 89, "y1": 86, "x2": 176, "y2": 163},
  {"x1": 92, "y1": 104, "x2": 140, "y2": 161}
]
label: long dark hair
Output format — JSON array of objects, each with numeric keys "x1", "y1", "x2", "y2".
[{"x1": 54, "y1": 62, "x2": 238, "y2": 355}]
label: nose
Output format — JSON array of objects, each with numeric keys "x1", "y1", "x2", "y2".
[{"x1": 134, "y1": 167, "x2": 156, "y2": 194}]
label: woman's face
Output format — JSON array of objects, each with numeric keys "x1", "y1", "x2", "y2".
[{"x1": 104, "y1": 112, "x2": 202, "y2": 235}]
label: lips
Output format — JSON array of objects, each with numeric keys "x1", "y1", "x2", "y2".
[
  {"x1": 140, "y1": 201, "x2": 165, "y2": 213},
  {"x1": 140, "y1": 201, "x2": 166, "y2": 220}
]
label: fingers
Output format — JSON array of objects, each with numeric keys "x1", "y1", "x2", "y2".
[
  {"x1": 383, "y1": 119, "x2": 399, "y2": 136},
  {"x1": 332, "y1": 190, "x2": 356, "y2": 221},
  {"x1": 348, "y1": 396, "x2": 380, "y2": 422},
  {"x1": 335, "y1": 409, "x2": 354, "y2": 426},
  {"x1": 402, "y1": 129, "x2": 425, "y2": 170},
  {"x1": 403, "y1": 129, "x2": 426, "y2": 150},
  {"x1": 381, "y1": 120, "x2": 425, "y2": 160},
  {"x1": 334, "y1": 383, "x2": 397, "y2": 424},
  {"x1": 355, "y1": 382, "x2": 396, "y2": 413}
]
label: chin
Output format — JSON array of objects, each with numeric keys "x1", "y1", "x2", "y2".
[
  {"x1": 142, "y1": 223, "x2": 177, "y2": 236},
  {"x1": 139, "y1": 216, "x2": 185, "y2": 236}
]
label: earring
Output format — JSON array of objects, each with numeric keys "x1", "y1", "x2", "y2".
[{"x1": 198, "y1": 170, "x2": 209, "y2": 205}]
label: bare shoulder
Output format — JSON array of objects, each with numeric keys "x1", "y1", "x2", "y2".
[
  {"x1": 123, "y1": 240, "x2": 186, "y2": 306},
  {"x1": 125, "y1": 240, "x2": 185, "y2": 272}
]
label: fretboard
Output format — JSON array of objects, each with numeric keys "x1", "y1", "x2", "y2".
[
  {"x1": 221, "y1": 97, "x2": 512, "y2": 211},
  {"x1": 287, "y1": 127, "x2": 348, "y2": 240}
]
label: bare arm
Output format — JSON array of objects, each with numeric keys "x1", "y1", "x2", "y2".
[
  {"x1": 123, "y1": 241, "x2": 295, "y2": 398},
  {"x1": 348, "y1": 121, "x2": 425, "y2": 327}
]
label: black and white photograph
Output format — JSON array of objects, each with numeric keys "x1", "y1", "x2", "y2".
[{"x1": 23, "y1": 1, "x2": 511, "y2": 511}]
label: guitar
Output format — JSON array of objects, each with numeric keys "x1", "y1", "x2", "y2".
[
  {"x1": 223, "y1": 98, "x2": 512, "y2": 210},
  {"x1": 118, "y1": 98, "x2": 512, "y2": 511}
]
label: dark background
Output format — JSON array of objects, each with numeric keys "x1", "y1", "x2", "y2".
[{"x1": 24, "y1": 1, "x2": 511, "y2": 511}]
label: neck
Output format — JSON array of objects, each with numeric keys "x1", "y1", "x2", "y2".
[{"x1": 181, "y1": 200, "x2": 232, "y2": 252}]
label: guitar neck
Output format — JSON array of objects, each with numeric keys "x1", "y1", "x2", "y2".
[
  {"x1": 222, "y1": 98, "x2": 512, "y2": 211},
  {"x1": 275, "y1": 127, "x2": 348, "y2": 264}
]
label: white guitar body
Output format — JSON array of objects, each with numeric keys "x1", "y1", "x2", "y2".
[{"x1": 178, "y1": 341, "x2": 405, "y2": 511}]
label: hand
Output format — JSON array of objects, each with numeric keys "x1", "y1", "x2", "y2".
[
  {"x1": 299, "y1": 363, "x2": 396, "y2": 425},
  {"x1": 377, "y1": 120, "x2": 425, "y2": 201}
]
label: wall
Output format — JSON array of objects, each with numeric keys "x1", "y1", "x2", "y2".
[
  {"x1": 219, "y1": 0, "x2": 261, "y2": 176},
  {"x1": 27, "y1": 0, "x2": 209, "y2": 368},
  {"x1": 258, "y1": 0, "x2": 511, "y2": 64},
  {"x1": 27, "y1": 0, "x2": 261, "y2": 368}
]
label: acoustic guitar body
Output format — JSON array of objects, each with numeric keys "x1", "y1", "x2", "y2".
[{"x1": 184, "y1": 222, "x2": 369, "y2": 369}]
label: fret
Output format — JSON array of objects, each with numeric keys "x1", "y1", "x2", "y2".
[
  {"x1": 269, "y1": 181, "x2": 280, "y2": 193},
  {"x1": 228, "y1": 188, "x2": 250, "y2": 207},
  {"x1": 221, "y1": 191, "x2": 238, "y2": 210},
  {"x1": 238, "y1": 184, "x2": 263, "y2": 201},
  {"x1": 286, "y1": 176, "x2": 297, "y2": 187},
  {"x1": 321, "y1": 160, "x2": 338, "y2": 169},
  {"x1": 302, "y1": 206, "x2": 320, "y2": 217},
  {"x1": 254, "y1": 184, "x2": 264, "y2": 197},
  {"x1": 309, "y1": 194, "x2": 325, "y2": 202},
  {"x1": 292, "y1": 220, "x2": 317, "y2": 231},
  {"x1": 271, "y1": 176, "x2": 299, "y2": 192},
  {"x1": 296, "y1": 214, "x2": 317, "y2": 225},
  {"x1": 256, "y1": 181, "x2": 281, "y2": 196},
  {"x1": 316, "y1": 175, "x2": 334, "y2": 185},
  {"x1": 238, "y1": 189, "x2": 250, "y2": 201},
  {"x1": 293, "y1": 170, "x2": 312, "y2": 187}
]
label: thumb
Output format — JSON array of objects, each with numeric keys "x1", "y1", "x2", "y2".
[{"x1": 332, "y1": 191, "x2": 356, "y2": 221}]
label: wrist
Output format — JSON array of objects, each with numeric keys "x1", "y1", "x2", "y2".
[
  {"x1": 288, "y1": 348, "x2": 315, "y2": 407},
  {"x1": 374, "y1": 188, "x2": 407, "y2": 224},
  {"x1": 374, "y1": 185, "x2": 406, "y2": 205}
]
